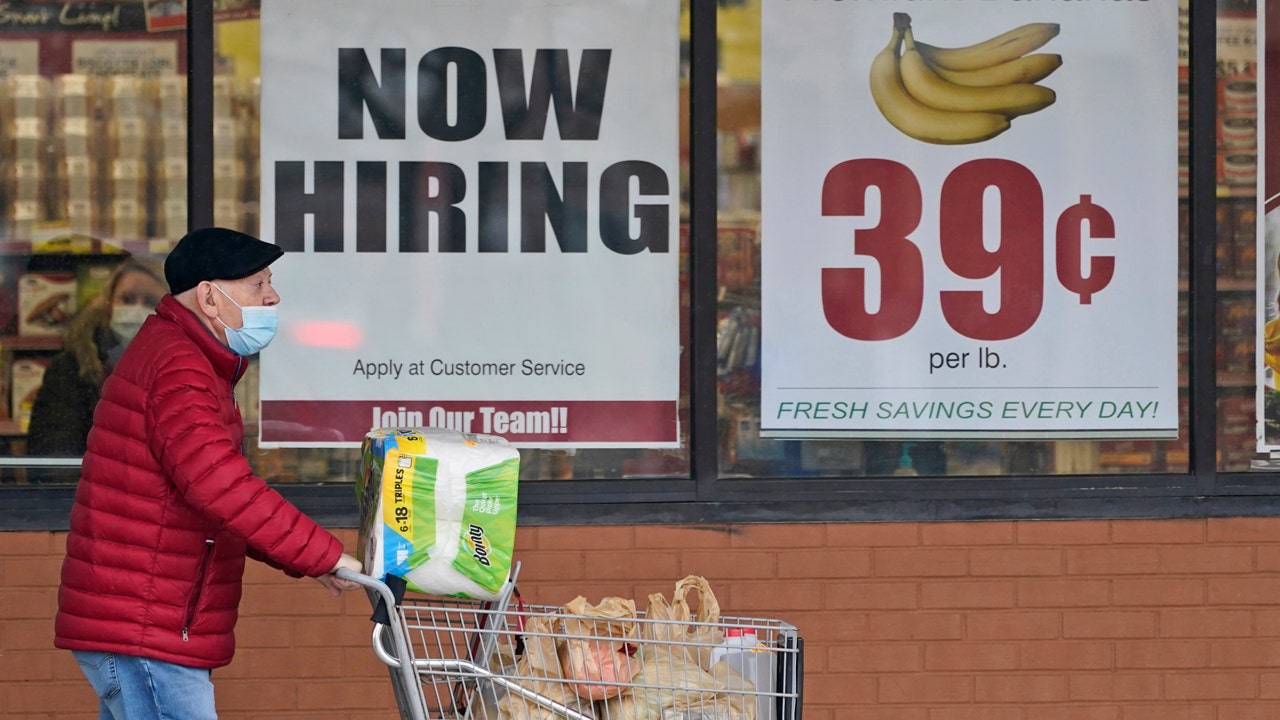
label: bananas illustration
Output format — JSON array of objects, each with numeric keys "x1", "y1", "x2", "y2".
[
  {"x1": 868, "y1": 13, "x2": 1061, "y2": 145},
  {"x1": 916, "y1": 22, "x2": 1060, "y2": 72}
]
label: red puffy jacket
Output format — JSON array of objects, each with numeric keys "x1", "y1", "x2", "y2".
[{"x1": 55, "y1": 295, "x2": 344, "y2": 669}]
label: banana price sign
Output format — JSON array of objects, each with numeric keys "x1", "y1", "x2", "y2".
[{"x1": 760, "y1": 0, "x2": 1179, "y2": 439}]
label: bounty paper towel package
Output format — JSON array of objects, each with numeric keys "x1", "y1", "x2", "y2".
[{"x1": 357, "y1": 427, "x2": 519, "y2": 600}]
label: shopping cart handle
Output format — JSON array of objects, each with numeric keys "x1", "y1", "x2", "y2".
[{"x1": 335, "y1": 568, "x2": 401, "y2": 609}]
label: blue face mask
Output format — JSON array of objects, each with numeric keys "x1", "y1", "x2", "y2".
[{"x1": 213, "y1": 283, "x2": 278, "y2": 356}]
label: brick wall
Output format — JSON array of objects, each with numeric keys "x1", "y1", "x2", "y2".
[{"x1": 4, "y1": 519, "x2": 1280, "y2": 718}]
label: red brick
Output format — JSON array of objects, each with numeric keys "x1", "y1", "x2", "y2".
[
  {"x1": 223, "y1": 647, "x2": 345, "y2": 680},
  {"x1": 514, "y1": 525, "x2": 539, "y2": 550},
  {"x1": 294, "y1": 679, "x2": 397, "y2": 710},
  {"x1": 921, "y1": 521, "x2": 1015, "y2": 546},
  {"x1": 777, "y1": 548, "x2": 872, "y2": 579},
  {"x1": 1111, "y1": 519, "x2": 1205, "y2": 544},
  {"x1": 1026, "y1": 706, "x2": 1121, "y2": 720},
  {"x1": 827, "y1": 581, "x2": 917, "y2": 610},
  {"x1": 1, "y1": 556, "x2": 62, "y2": 587},
  {"x1": 930, "y1": 707, "x2": 1023, "y2": 720},
  {"x1": 1207, "y1": 517, "x2": 1280, "y2": 543},
  {"x1": 827, "y1": 523, "x2": 920, "y2": 547},
  {"x1": 829, "y1": 642, "x2": 922, "y2": 672},
  {"x1": 924, "y1": 642, "x2": 1018, "y2": 671},
  {"x1": 0, "y1": 650, "x2": 52, "y2": 680},
  {"x1": 785, "y1": 610, "x2": 868, "y2": 643},
  {"x1": 973, "y1": 674, "x2": 1068, "y2": 702},
  {"x1": 1115, "y1": 640, "x2": 1209, "y2": 668},
  {"x1": 1159, "y1": 609, "x2": 1253, "y2": 638},
  {"x1": 513, "y1": 550, "x2": 584, "y2": 583},
  {"x1": 878, "y1": 674, "x2": 971, "y2": 703},
  {"x1": 731, "y1": 523, "x2": 825, "y2": 548},
  {"x1": 1062, "y1": 611, "x2": 1157, "y2": 639},
  {"x1": 535, "y1": 524, "x2": 635, "y2": 550},
  {"x1": 0, "y1": 588, "x2": 57, "y2": 619},
  {"x1": 1157, "y1": 546, "x2": 1254, "y2": 574},
  {"x1": 874, "y1": 548, "x2": 968, "y2": 577},
  {"x1": 0, "y1": 533, "x2": 55, "y2": 555},
  {"x1": 727, "y1": 580, "x2": 823, "y2": 611},
  {"x1": 1255, "y1": 609, "x2": 1280, "y2": 636},
  {"x1": 1018, "y1": 579, "x2": 1110, "y2": 607},
  {"x1": 868, "y1": 612, "x2": 965, "y2": 640},
  {"x1": 834, "y1": 710, "x2": 926, "y2": 720},
  {"x1": 2, "y1": 619, "x2": 55, "y2": 650},
  {"x1": 1069, "y1": 672, "x2": 1163, "y2": 701},
  {"x1": 1208, "y1": 578, "x2": 1280, "y2": 605},
  {"x1": 1021, "y1": 640, "x2": 1113, "y2": 670},
  {"x1": 1016, "y1": 520, "x2": 1110, "y2": 545},
  {"x1": 920, "y1": 581, "x2": 1016, "y2": 609},
  {"x1": 805, "y1": 673, "x2": 878, "y2": 705},
  {"x1": 679, "y1": 550, "x2": 777, "y2": 579},
  {"x1": 966, "y1": 611, "x2": 1060, "y2": 640},
  {"x1": 1119, "y1": 706, "x2": 1214, "y2": 720},
  {"x1": 1216, "y1": 703, "x2": 1280, "y2": 720},
  {"x1": 1263, "y1": 672, "x2": 1280, "y2": 699},
  {"x1": 1256, "y1": 546, "x2": 1280, "y2": 572},
  {"x1": 1210, "y1": 639, "x2": 1280, "y2": 668},
  {"x1": 217, "y1": 679, "x2": 298, "y2": 711},
  {"x1": 584, "y1": 550, "x2": 681, "y2": 580},
  {"x1": 1111, "y1": 578, "x2": 1205, "y2": 606},
  {"x1": 1162, "y1": 671, "x2": 1258, "y2": 700},
  {"x1": 1065, "y1": 547, "x2": 1161, "y2": 575},
  {"x1": 6, "y1": 678, "x2": 100, "y2": 713},
  {"x1": 631, "y1": 525, "x2": 731, "y2": 550},
  {"x1": 969, "y1": 548, "x2": 1063, "y2": 576}
]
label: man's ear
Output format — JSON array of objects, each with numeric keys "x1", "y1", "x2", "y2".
[{"x1": 195, "y1": 280, "x2": 220, "y2": 319}]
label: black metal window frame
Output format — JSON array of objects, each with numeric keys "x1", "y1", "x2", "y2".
[{"x1": 3, "y1": 2, "x2": 1274, "y2": 532}]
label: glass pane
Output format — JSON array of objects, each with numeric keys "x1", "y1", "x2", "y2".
[
  {"x1": 721, "y1": 0, "x2": 1190, "y2": 478},
  {"x1": 0, "y1": 6, "x2": 185, "y2": 484},
  {"x1": 236, "y1": 1, "x2": 689, "y2": 483}
]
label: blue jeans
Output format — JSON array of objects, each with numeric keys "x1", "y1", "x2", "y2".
[{"x1": 72, "y1": 651, "x2": 217, "y2": 720}]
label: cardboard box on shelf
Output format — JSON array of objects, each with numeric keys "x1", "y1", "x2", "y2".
[{"x1": 18, "y1": 272, "x2": 76, "y2": 336}]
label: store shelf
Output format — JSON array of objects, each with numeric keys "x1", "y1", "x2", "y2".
[
  {"x1": 0, "y1": 335, "x2": 63, "y2": 351},
  {"x1": 0, "y1": 238, "x2": 175, "y2": 256}
]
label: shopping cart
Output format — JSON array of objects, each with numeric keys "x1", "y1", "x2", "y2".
[{"x1": 337, "y1": 565, "x2": 804, "y2": 720}]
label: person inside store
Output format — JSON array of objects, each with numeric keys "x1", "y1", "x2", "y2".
[
  {"x1": 26, "y1": 257, "x2": 168, "y2": 464},
  {"x1": 54, "y1": 227, "x2": 363, "y2": 720}
]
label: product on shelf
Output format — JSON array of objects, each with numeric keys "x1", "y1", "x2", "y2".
[
  {"x1": 18, "y1": 272, "x2": 77, "y2": 336},
  {"x1": 10, "y1": 357, "x2": 47, "y2": 432}
]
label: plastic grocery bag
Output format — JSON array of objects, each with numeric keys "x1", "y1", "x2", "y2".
[
  {"x1": 356, "y1": 427, "x2": 519, "y2": 599},
  {"x1": 493, "y1": 615, "x2": 595, "y2": 720},
  {"x1": 599, "y1": 576, "x2": 754, "y2": 720},
  {"x1": 560, "y1": 595, "x2": 642, "y2": 700}
]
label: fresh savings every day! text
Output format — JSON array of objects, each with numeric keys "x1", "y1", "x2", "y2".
[
  {"x1": 257, "y1": 0, "x2": 680, "y2": 448},
  {"x1": 761, "y1": 1, "x2": 1179, "y2": 439}
]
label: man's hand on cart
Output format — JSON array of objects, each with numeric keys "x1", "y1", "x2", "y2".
[{"x1": 316, "y1": 553, "x2": 363, "y2": 596}]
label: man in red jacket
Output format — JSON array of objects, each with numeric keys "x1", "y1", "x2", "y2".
[{"x1": 55, "y1": 227, "x2": 363, "y2": 720}]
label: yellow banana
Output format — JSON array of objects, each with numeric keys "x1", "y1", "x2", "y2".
[
  {"x1": 900, "y1": 28, "x2": 1056, "y2": 117},
  {"x1": 931, "y1": 53, "x2": 1062, "y2": 87},
  {"x1": 868, "y1": 24, "x2": 1010, "y2": 145},
  {"x1": 916, "y1": 22, "x2": 1060, "y2": 72}
]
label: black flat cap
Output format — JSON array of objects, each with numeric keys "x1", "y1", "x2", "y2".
[{"x1": 164, "y1": 227, "x2": 284, "y2": 295}]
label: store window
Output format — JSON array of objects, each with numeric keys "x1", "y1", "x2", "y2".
[
  {"x1": 712, "y1": 0, "x2": 1198, "y2": 479},
  {"x1": 0, "y1": 0, "x2": 1274, "y2": 520}
]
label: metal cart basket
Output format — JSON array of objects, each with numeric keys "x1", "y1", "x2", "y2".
[{"x1": 338, "y1": 565, "x2": 803, "y2": 720}]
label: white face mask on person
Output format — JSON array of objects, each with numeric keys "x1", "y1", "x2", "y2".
[
  {"x1": 110, "y1": 305, "x2": 152, "y2": 346},
  {"x1": 212, "y1": 283, "x2": 278, "y2": 356}
]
